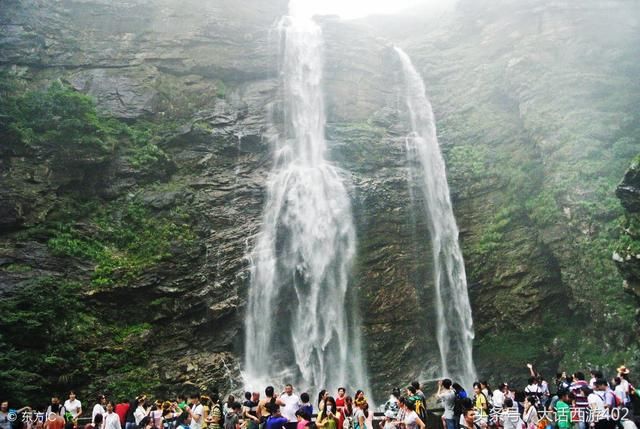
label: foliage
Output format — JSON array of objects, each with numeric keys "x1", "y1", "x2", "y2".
[
  {"x1": 0, "y1": 75, "x2": 172, "y2": 172},
  {"x1": 5, "y1": 81, "x2": 124, "y2": 152},
  {"x1": 0, "y1": 276, "x2": 160, "y2": 405},
  {"x1": 216, "y1": 80, "x2": 227, "y2": 99},
  {"x1": 47, "y1": 200, "x2": 196, "y2": 287}
]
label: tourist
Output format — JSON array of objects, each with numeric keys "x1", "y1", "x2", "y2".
[
  {"x1": 177, "y1": 397, "x2": 188, "y2": 412},
  {"x1": 186, "y1": 394, "x2": 204, "y2": 429},
  {"x1": 614, "y1": 377, "x2": 630, "y2": 409},
  {"x1": 295, "y1": 409, "x2": 309, "y2": 429},
  {"x1": 380, "y1": 411, "x2": 395, "y2": 429},
  {"x1": 480, "y1": 382, "x2": 491, "y2": 402},
  {"x1": 318, "y1": 397, "x2": 340, "y2": 429},
  {"x1": 258, "y1": 387, "x2": 284, "y2": 424},
  {"x1": 134, "y1": 396, "x2": 150, "y2": 428},
  {"x1": 411, "y1": 383, "x2": 426, "y2": 402},
  {"x1": 402, "y1": 400, "x2": 425, "y2": 429},
  {"x1": 353, "y1": 397, "x2": 366, "y2": 429},
  {"x1": 589, "y1": 371, "x2": 604, "y2": 389},
  {"x1": 242, "y1": 392, "x2": 260, "y2": 429},
  {"x1": 524, "y1": 378, "x2": 542, "y2": 406},
  {"x1": 223, "y1": 402, "x2": 242, "y2": 429},
  {"x1": 166, "y1": 401, "x2": 186, "y2": 429},
  {"x1": 383, "y1": 389, "x2": 400, "y2": 419},
  {"x1": 178, "y1": 413, "x2": 192, "y2": 429},
  {"x1": 342, "y1": 397, "x2": 354, "y2": 429},
  {"x1": 595, "y1": 379, "x2": 617, "y2": 429},
  {"x1": 555, "y1": 390, "x2": 571, "y2": 429},
  {"x1": 336, "y1": 388, "x2": 347, "y2": 429},
  {"x1": 318, "y1": 391, "x2": 329, "y2": 414},
  {"x1": 571, "y1": 373, "x2": 589, "y2": 394},
  {"x1": 64, "y1": 391, "x2": 83, "y2": 422},
  {"x1": 492, "y1": 383, "x2": 508, "y2": 410},
  {"x1": 115, "y1": 399, "x2": 130, "y2": 427},
  {"x1": 86, "y1": 414, "x2": 104, "y2": 429},
  {"x1": 396, "y1": 397, "x2": 408, "y2": 427},
  {"x1": 453, "y1": 384, "x2": 468, "y2": 400},
  {"x1": 473, "y1": 382, "x2": 489, "y2": 426},
  {"x1": 461, "y1": 408, "x2": 482, "y2": 429},
  {"x1": 104, "y1": 402, "x2": 122, "y2": 429},
  {"x1": 43, "y1": 404, "x2": 65, "y2": 429},
  {"x1": 587, "y1": 385, "x2": 608, "y2": 429},
  {"x1": 150, "y1": 400, "x2": 164, "y2": 429},
  {"x1": 280, "y1": 384, "x2": 301, "y2": 423},
  {"x1": 93, "y1": 395, "x2": 107, "y2": 424},
  {"x1": 616, "y1": 366, "x2": 632, "y2": 405},
  {"x1": 299, "y1": 394, "x2": 312, "y2": 419},
  {"x1": 46, "y1": 397, "x2": 66, "y2": 421},
  {"x1": 522, "y1": 397, "x2": 539, "y2": 429},
  {"x1": 437, "y1": 379, "x2": 456, "y2": 429},
  {"x1": 573, "y1": 387, "x2": 589, "y2": 429},
  {"x1": 406, "y1": 386, "x2": 425, "y2": 422},
  {"x1": 264, "y1": 401, "x2": 287, "y2": 429},
  {"x1": 206, "y1": 393, "x2": 223, "y2": 429},
  {"x1": 499, "y1": 398, "x2": 521, "y2": 429},
  {"x1": 125, "y1": 399, "x2": 139, "y2": 429},
  {"x1": 223, "y1": 397, "x2": 235, "y2": 418}
]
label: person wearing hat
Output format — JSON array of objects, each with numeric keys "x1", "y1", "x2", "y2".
[
  {"x1": 379, "y1": 411, "x2": 395, "y2": 429},
  {"x1": 617, "y1": 366, "x2": 637, "y2": 408}
]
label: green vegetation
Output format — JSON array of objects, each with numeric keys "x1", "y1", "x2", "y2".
[
  {"x1": 0, "y1": 277, "x2": 157, "y2": 404},
  {"x1": 3, "y1": 81, "x2": 122, "y2": 152},
  {"x1": 216, "y1": 80, "x2": 227, "y2": 98},
  {"x1": 0, "y1": 74, "x2": 196, "y2": 404},
  {"x1": 47, "y1": 200, "x2": 196, "y2": 288},
  {"x1": 1, "y1": 75, "x2": 172, "y2": 172}
]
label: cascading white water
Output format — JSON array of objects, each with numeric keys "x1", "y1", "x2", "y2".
[
  {"x1": 243, "y1": 1, "x2": 369, "y2": 395},
  {"x1": 395, "y1": 47, "x2": 477, "y2": 390}
]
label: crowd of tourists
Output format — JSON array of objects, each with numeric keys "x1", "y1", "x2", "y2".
[{"x1": 1, "y1": 364, "x2": 638, "y2": 429}]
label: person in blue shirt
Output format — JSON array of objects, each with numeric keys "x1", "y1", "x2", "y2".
[
  {"x1": 299, "y1": 394, "x2": 313, "y2": 419},
  {"x1": 264, "y1": 401, "x2": 288, "y2": 429}
]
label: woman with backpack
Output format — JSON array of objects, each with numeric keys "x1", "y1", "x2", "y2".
[{"x1": 205, "y1": 394, "x2": 222, "y2": 429}]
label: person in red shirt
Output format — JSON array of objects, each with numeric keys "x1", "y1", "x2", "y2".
[
  {"x1": 44, "y1": 404, "x2": 66, "y2": 429},
  {"x1": 115, "y1": 399, "x2": 130, "y2": 427}
]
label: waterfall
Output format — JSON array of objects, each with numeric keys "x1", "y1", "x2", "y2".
[
  {"x1": 395, "y1": 47, "x2": 477, "y2": 390},
  {"x1": 243, "y1": 2, "x2": 369, "y2": 395}
]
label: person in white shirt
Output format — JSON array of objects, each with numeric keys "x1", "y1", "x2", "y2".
[
  {"x1": 134, "y1": 397, "x2": 149, "y2": 426},
  {"x1": 104, "y1": 402, "x2": 122, "y2": 429},
  {"x1": 186, "y1": 394, "x2": 204, "y2": 429},
  {"x1": 588, "y1": 388, "x2": 606, "y2": 425},
  {"x1": 64, "y1": 391, "x2": 83, "y2": 421},
  {"x1": 45, "y1": 396, "x2": 66, "y2": 421},
  {"x1": 92, "y1": 395, "x2": 107, "y2": 424},
  {"x1": 524, "y1": 378, "x2": 542, "y2": 406},
  {"x1": 280, "y1": 384, "x2": 301, "y2": 422},
  {"x1": 492, "y1": 384, "x2": 508, "y2": 409}
]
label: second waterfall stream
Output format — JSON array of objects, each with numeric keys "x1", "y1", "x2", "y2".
[{"x1": 395, "y1": 47, "x2": 477, "y2": 390}]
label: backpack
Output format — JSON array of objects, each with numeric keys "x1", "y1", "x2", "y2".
[
  {"x1": 223, "y1": 413, "x2": 236, "y2": 429},
  {"x1": 343, "y1": 417, "x2": 354, "y2": 429},
  {"x1": 215, "y1": 404, "x2": 225, "y2": 427},
  {"x1": 414, "y1": 398, "x2": 426, "y2": 421},
  {"x1": 138, "y1": 416, "x2": 151, "y2": 429}
]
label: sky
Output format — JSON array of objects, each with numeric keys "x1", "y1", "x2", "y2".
[{"x1": 288, "y1": 0, "x2": 447, "y2": 20}]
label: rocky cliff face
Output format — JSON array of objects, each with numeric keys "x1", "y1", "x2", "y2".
[
  {"x1": 364, "y1": 0, "x2": 640, "y2": 383},
  {"x1": 615, "y1": 157, "x2": 640, "y2": 333},
  {"x1": 1, "y1": 0, "x2": 639, "y2": 404}
]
